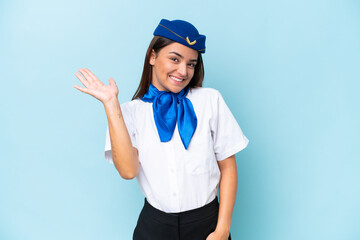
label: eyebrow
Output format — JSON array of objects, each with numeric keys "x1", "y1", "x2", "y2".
[{"x1": 169, "y1": 51, "x2": 198, "y2": 62}]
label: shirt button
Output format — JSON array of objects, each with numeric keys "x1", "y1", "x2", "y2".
[
  {"x1": 173, "y1": 193, "x2": 177, "y2": 197},
  {"x1": 171, "y1": 168, "x2": 175, "y2": 173}
]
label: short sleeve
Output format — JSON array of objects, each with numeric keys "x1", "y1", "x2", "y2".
[
  {"x1": 104, "y1": 103, "x2": 138, "y2": 164},
  {"x1": 210, "y1": 90, "x2": 249, "y2": 161}
]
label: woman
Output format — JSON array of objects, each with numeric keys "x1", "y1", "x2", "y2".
[{"x1": 74, "y1": 19, "x2": 249, "y2": 240}]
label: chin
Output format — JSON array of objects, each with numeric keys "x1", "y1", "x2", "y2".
[
  {"x1": 166, "y1": 81, "x2": 190, "y2": 93},
  {"x1": 168, "y1": 86, "x2": 183, "y2": 93},
  {"x1": 171, "y1": 85, "x2": 189, "y2": 94}
]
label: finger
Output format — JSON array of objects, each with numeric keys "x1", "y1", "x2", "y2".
[
  {"x1": 78, "y1": 68, "x2": 95, "y2": 83},
  {"x1": 75, "y1": 72, "x2": 90, "y2": 88},
  {"x1": 109, "y1": 77, "x2": 116, "y2": 86},
  {"x1": 84, "y1": 68, "x2": 101, "y2": 83},
  {"x1": 73, "y1": 84, "x2": 91, "y2": 94}
]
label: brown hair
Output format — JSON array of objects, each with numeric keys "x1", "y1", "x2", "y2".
[{"x1": 132, "y1": 36, "x2": 205, "y2": 100}]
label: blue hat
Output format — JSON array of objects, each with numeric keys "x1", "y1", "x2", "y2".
[{"x1": 153, "y1": 19, "x2": 206, "y2": 53}]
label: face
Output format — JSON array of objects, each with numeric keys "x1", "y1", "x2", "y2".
[{"x1": 150, "y1": 42, "x2": 198, "y2": 93}]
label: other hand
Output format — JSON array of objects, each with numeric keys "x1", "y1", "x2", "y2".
[{"x1": 206, "y1": 229, "x2": 230, "y2": 240}]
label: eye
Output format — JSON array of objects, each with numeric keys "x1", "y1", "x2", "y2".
[
  {"x1": 171, "y1": 57, "x2": 179, "y2": 62},
  {"x1": 188, "y1": 63, "x2": 196, "y2": 68}
]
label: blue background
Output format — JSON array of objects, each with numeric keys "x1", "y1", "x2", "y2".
[{"x1": 1, "y1": 0, "x2": 359, "y2": 239}]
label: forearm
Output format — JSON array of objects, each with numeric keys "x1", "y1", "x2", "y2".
[
  {"x1": 216, "y1": 156, "x2": 238, "y2": 234},
  {"x1": 104, "y1": 98, "x2": 139, "y2": 179}
]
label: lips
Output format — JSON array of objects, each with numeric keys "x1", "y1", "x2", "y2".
[{"x1": 169, "y1": 75, "x2": 184, "y2": 82}]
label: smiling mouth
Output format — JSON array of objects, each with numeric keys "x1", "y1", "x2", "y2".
[{"x1": 169, "y1": 75, "x2": 184, "y2": 82}]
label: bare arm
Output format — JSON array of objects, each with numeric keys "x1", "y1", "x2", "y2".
[
  {"x1": 207, "y1": 155, "x2": 237, "y2": 240},
  {"x1": 104, "y1": 99, "x2": 139, "y2": 179},
  {"x1": 74, "y1": 68, "x2": 139, "y2": 179}
]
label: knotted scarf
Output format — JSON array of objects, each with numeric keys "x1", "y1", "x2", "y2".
[{"x1": 141, "y1": 84, "x2": 197, "y2": 149}]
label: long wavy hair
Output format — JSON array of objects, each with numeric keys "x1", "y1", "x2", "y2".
[{"x1": 132, "y1": 36, "x2": 205, "y2": 100}]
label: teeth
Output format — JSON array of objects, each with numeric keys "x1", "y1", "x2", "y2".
[{"x1": 170, "y1": 75, "x2": 183, "y2": 82}]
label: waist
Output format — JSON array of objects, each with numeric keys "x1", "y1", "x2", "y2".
[{"x1": 141, "y1": 196, "x2": 219, "y2": 226}]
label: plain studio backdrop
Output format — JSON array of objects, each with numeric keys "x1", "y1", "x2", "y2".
[{"x1": 0, "y1": 0, "x2": 359, "y2": 239}]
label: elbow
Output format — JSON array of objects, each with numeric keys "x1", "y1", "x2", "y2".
[
  {"x1": 118, "y1": 167, "x2": 139, "y2": 180},
  {"x1": 113, "y1": 151, "x2": 139, "y2": 180},
  {"x1": 120, "y1": 171, "x2": 137, "y2": 180}
]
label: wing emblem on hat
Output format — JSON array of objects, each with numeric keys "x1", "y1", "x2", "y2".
[{"x1": 186, "y1": 37, "x2": 197, "y2": 45}]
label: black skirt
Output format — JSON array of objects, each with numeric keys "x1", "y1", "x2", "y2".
[{"x1": 133, "y1": 196, "x2": 231, "y2": 240}]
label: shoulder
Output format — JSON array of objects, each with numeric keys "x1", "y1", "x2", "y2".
[
  {"x1": 120, "y1": 98, "x2": 146, "y2": 117},
  {"x1": 120, "y1": 98, "x2": 144, "y2": 109},
  {"x1": 187, "y1": 87, "x2": 223, "y2": 116},
  {"x1": 188, "y1": 86, "x2": 221, "y2": 100}
]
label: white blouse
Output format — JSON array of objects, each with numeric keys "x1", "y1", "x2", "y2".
[{"x1": 105, "y1": 87, "x2": 249, "y2": 213}]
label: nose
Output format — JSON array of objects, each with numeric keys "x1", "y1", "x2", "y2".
[{"x1": 177, "y1": 62, "x2": 188, "y2": 78}]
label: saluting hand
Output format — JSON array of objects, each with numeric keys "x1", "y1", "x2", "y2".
[{"x1": 73, "y1": 68, "x2": 119, "y2": 104}]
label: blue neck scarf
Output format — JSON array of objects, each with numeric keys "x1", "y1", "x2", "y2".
[{"x1": 141, "y1": 84, "x2": 197, "y2": 149}]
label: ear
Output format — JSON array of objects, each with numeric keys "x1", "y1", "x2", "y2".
[{"x1": 149, "y1": 49, "x2": 156, "y2": 66}]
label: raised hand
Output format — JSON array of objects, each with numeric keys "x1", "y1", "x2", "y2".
[{"x1": 73, "y1": 68, "x2": 119, "y2": 104}]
